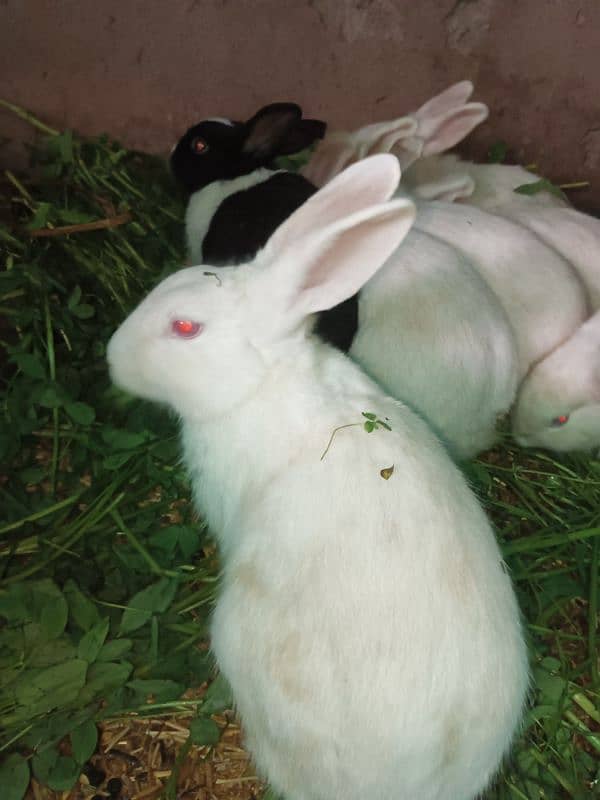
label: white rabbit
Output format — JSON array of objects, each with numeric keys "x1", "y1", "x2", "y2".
[
  {"x1": 350, "y1": 228, "x2": 518, "y2": 459},
  {"x1": 108, "y1": 156, "x2": 527, "y2": 800},
  {"x1": 410, "y1": 199, "x2": 589, "y2": 378},
  {"x1": 403, "y1": 153, "x2": 600, "y2": 305},
  {"x1": 402, "y1": 153, "x2": 569, "y2": 209},
  {"x1": 299, "y1": 88, "x2": 588, "y2": 376},
  {"x1": 302, "y1": 80, "x2": 489, "y2": 187},
  {"x1": 402, "y1": 150, "x2": 600, "y2": 452},
  {"x1": 512, "y1": 310, "x2": 600, "y2": 451}
]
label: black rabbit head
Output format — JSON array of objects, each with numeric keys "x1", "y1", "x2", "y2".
[{"x1": 170, "y1": 103, "x2": 326, "y2": 194}]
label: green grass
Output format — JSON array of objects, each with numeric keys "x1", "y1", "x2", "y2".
[{"x1": 0, "y1": 113, "x2": 598, "y2": 799}]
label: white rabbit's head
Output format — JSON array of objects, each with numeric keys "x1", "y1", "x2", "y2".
[
  {"x1": 512, "y1": 316, "x2": 600, "y2": 452},
  {"x1": 108, "y1": 155, "x2": 415, "y2": 421}
]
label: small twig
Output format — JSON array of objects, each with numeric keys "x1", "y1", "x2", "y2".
[
  {"x1": 320, "y1": 423, "x2": 361, "y2": 461},
  {"x1": 44, "y1": 295, "x2": 59, "y2": 497},
  {"x1": 320, "y1": 412, "x2": 392, "y2": 461},
  {"x1": 589, "y1": 536, "x2": 598, "y2": 685},
  {"x1": 161, "y1": 735, "x2": 193, "y2": 800},
  {"x1": 0, "y1": 492, "x2": 82, "y2": 536},
  {"x1": 30, "y1": 211, "x2": 132, "y2": 238},
  {"x1": 203, "y1": 271, "x2": 222, "y2": 286},
  {"x1": 4, "y1": 169, "x2": 34, "y2": 205},
  {"x1": 111, "y1": 508, "x2": 179, "y2": 578},
  {"x1": 558, "y1": 181, "x2": 590, "y2": 191},
  {"x1": 0, "y1": 98, "x2": 60, "y2": 136}
]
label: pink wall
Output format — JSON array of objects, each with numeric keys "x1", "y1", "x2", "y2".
[{"x1": 2, "y1": 0, "x2": 600, "y2": 205}]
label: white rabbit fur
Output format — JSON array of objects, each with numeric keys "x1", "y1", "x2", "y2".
[
  {"x1": 403, "y1": 153, "x2": 569, "y2": 210},
  {"x1": 302, "y1": 81, "x2": 489, "y2": 188},
  {"x1": 301, "y1": 88, "x2": 600, "y2": 453},
  {"x1": 410, "y1": 199, "x2": 589, "y2": 377},
  {"x1": 403, "y1": 154, "x2": 600, "y2": 305},
  {"x1": 512, "y1": 309, "x2": 600, "y2": 451},
  {"x1": 350, "y1": 228, "x2": 518, "y2": 458},
  {"x1": 403, "y1": 154, "x2": 600, "y2": 451},
  {"x1": 108, "y1": 156, "x2": 527, "y2": 800}
]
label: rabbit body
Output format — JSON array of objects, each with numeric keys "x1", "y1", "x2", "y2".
[
  {"x1": 108, "y1": 157, "x2": 527, "y2": 800},
  {"x1": 404, "y1": 155, "x2": 600, "y2": 307},
  {"x1": 403, "y1": 155, "x2": 568, "y2": 211},
  {"x1": 512, "y1": 309, "x2": 600, "y2": 450},
  {"x1": 199, "y1": 351, "x2": 526, "y2": 800},
  {"x1": 480, "y1": 203, "x2": 600, "y2": 310},
  {"x1": 403, "y1": 155, "x2": 600, "y2": 451},
  {"x1": 412, "y1": 200, "x2": 589, "y2": 376},
  {"x1": 350, "y1": 228, "x2": 518, "y2": 458}
]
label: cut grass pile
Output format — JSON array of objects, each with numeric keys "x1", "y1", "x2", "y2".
[{"x1": 0, "y1": 108, "x2": 598, "y2": 800}]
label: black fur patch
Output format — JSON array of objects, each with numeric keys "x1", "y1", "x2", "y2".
[
  {"x1": 202, "y1": 172, "x2": 315, "y2": 264},
  {"x1": 202, "y1": 172, "x2": 359, "y2": 353}
]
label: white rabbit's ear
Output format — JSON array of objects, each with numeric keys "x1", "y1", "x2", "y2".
[
  {"x1": 354, "y1": 117, "x2": 418, "y2": 155},
  {"x1": 259, "y1": 155, "x2": 415, "y2": 321},
  {"x1": 414, "y1": 81, "x2": 475, "y2": 120},
  {"x1": 419, "y1": 103, "x2": 489, "y2": 157},
  {"x1": 300, "y1": 136, "x2": 360, "y2": 187},
  {"x1": 413, "y1": 173, "x2": 476, "y2": 202},
  {"x1": 302, "y1": 118, "x2": 417, "y2": 188}
]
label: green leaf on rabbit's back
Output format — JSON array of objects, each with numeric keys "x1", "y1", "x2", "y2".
[
  {"x1": 0, "y1": 753, "x2": 30, "y2": 800},
  {"x1": 514, "y1": 177, "x2": 566, "y2": 200}
]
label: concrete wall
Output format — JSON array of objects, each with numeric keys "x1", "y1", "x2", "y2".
[{"x1": 2, "y1": 0, "x2": 600, "y2": 206}]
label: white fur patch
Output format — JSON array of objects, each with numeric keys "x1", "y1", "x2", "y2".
[
  {"x1": 204, "y1": 117, "x2": 235, "y2": 126},
  {"x1": 185, "y1": 169, "x2": 281, "y2": 263}
]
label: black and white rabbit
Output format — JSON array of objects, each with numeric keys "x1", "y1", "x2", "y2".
[
  {"x1": 170, "y1": 103, "x2": 363, "y2": 350},
  {"x1": 170, "y1": 102, "x2": 325, "y2": 265}
]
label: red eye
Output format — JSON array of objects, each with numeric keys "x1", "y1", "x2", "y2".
[
  {"x1": 171, "y1": 319, "x2": 203, "y2": 338},
  {"x1": 551, "y1": 414, "x2": 570, "y2": 427},
  {"x1": 190, "y1": 137, "x2": 208, "y2": 154}
]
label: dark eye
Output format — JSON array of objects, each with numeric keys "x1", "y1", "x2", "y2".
[
  {"x1": 171, "y1": 320, "x2": 203, "y2": 338},
  {"x1": 190, "y1": 137, "x2": 209, "y2": 155},
  {"x1": 551, "y1": 414, "x2": 570, "y2": 427}
]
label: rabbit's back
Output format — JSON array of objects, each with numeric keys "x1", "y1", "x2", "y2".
[
  {"x1": 208, "y1": 393, "x2": 527, "y2": 800},
  {"x1": 495, "y1": 206, "x2": 600, "y2": 310},
  {"x1": 351, "y1": 230, "x2": 518, "y2": 458},
  {"x1": 415, "y1": 201, "x2": 588, "y2": 374}
]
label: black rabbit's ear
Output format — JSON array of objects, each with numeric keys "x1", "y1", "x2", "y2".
[
  {"x1": 242, "y1": 103, "x2": 303, "y2": 158},
  {"x1": 274, "y1": 118, "x2": 327, "y2": 156}
]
